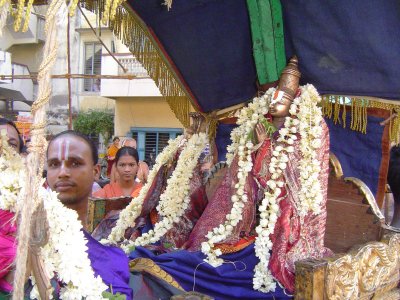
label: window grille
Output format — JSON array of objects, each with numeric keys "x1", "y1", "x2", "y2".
[
  {"x1": 84, "y1": 43, "x2": 102, "y2": 92},
  {"x1": 129, "y1": 128, "x2": 183, "y2": 167}
]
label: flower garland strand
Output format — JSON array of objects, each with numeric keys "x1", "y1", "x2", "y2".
[
  {"x1": 0, "y1": 129, "x2": 26, "y2": 212},
  {"x1": 296, "y1": 84, "x2": 324, "y2": 216},
  {"x1": 0, "y1": 132, "x2": 108, "y2": 299},
  {"x1": 126, "y1": 133, "x2": 208, "y2": 252},
  {"x1": 34, "y1": 190, "x2": 108, "y2": 299},
  {"x1": 253, "y1": 84, "x2": 323, "y2": 292},
  {"x1": 106, "y1": 135, "x2": 184, "y2": 245},
  {"x1": 252, "y1": 98, "x2": 299, "y2": 292},
  {"x1": 201, "y1": 89, "x2": 275, "y2": 267}
]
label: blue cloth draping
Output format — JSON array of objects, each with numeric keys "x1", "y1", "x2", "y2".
[
  {"x1": 127, "y1": 0, "x2": 400, "y2": 114},
  {"x1": 325, "y1": 114, "x2": 385, "y2": 197},
  {"x1": 215, "y1": 123, "x2": 237, "y2": 161},
  {"x1": 127, "y1": 0, "x2": 257, "y2": 112},
  {"x1": 281, "y1": 0, "x2": 400, "y2": 100},
  {"x1": 84, "y1": 231, "x2": 133, "y2": 299},
  {"x1": 129, "y1": 245, "x2": 291, "y2": 300}
]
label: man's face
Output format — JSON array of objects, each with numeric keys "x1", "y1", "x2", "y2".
[
  {"x1": 114, "y1": 138, "x2": 120, "y2": 146},
  {"x1": 46, "y1": 135, "x2": 99, "y2": 205},
  {"x1": 0, "y1": 124, "x2": 21, "y2": 152}
]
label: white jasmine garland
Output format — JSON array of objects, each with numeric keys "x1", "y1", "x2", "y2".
[
  {"x1": 106, "y1": 135, "x2": 184, "y2": 246},
  {"x1": 295, "y1": 84, "x2": 324, "y2": 216},
  {"x1": 0, "y1": 129, "x2": 26, "y2": 212},
  {"x1": 37, "y1": 189, "x2": 108, "y2": 300},
  {"x1": 127, "y1": 133, "x2": 208, "y2": 250},
  {"x1": 253, "y1": 84, "x2": 323, "y2": 292},
  {"x1": 253, "y1": 114, "x2": 296, "y2": 292},
  {"x1": 226, "y1": 89, "x2": 274, "y2": 165},
  {"x1": 202, "y1": 89, "x2": 275, "y2": 267}
]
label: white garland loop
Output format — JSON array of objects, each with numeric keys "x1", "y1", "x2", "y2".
[
  {"x1": 106, "y1": 135, "x2": 184, "y2": 246},
  {"x1": 124, "y1": 132, "x2": 208, "y2": 252},
  {"x1": 201, "y1": 89, "x2": 274, "y2": 267}
]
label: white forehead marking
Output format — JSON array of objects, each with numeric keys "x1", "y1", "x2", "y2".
[{"x1": 56, "y1": 139, "x2": 71, "y2": 161}]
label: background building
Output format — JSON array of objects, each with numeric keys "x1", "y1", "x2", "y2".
[{"x1": 0, "y1": 7, "x2": 186, "y2": 161}]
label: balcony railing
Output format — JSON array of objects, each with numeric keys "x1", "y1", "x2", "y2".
[
  {"x1": 118, "y1": 57, "x2": 149, "y2": 77},
  {"x1": 100, "y1": 54, "x2": 161, "y2": 98}
]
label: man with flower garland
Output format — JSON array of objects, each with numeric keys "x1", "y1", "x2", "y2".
[{"x1": 46, "y1": 130, "x2": 133, "y2": 299}]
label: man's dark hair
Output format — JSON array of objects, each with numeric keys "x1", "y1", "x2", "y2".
[
  {"x1": 0, "y1": 117, "x2": 24, "y2": 152},
  {"x1": 115, "y1": 146, "x2": 139, "y2": 164},
  {"x1": 47, "y1": 130, "x2": 98, "y2": 165},
  {"x1": 113, "y1": 136, "x2": 120, "y2": 142}
]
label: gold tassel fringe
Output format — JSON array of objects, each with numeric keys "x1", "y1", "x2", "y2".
[
  {"x1": 322, "y1": 95, "x2": 400, "y2": 145},
  {"x1": 81, "y1": 0, "x2": 193, "y2": 128}
]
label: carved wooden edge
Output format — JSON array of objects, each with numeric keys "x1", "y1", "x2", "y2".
[
  {"x1": 295, "y1": 233, "x2": 400, "y2": 300},
  {"x1": 329, "y1": 152, "x2": 343, "y2": 179},
  {"x1": 87, "y1": 196, "x2": 132, "y2": 232},
  {"x1": 29, "y1": 202, "x2": 52, "y2": 299},
  {"x1": 343, "y1": 177, "x2": 386, "y2": 223},
  {"x1": 295, "y1": 258, "x2": 327, "y2": 300},
  {"x1": 129, "y1": 258, "x2": 184, "y2": 291},
  {"x1": 87, "y1": 199, "x2": 96, "y2": 233}
]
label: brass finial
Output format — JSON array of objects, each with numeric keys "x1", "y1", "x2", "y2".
[{"x1": 276, "y1": 56, "x2": 301, "y2": 102}]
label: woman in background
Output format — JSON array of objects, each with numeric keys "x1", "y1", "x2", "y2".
[
  {"x1": 92, "y1": 147, "x2": 143, "y2": 240},
  {"x1": 94, "y1": 146, "x2": 142, "y2": 198}
]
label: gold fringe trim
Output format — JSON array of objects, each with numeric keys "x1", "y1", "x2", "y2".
[
  {"x1": 322, "y1": 95, "x2": 400, "y2": 145},
  {"x1": 80, "y1": 0, "x2": 193, "y2": 128}
]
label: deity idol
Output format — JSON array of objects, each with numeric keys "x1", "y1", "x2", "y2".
[
  {"x1": 185, "y1": 57, "x2": 332, "y2": 293},
  {"x1": 128, "y1": 58, "x2": 332, "y2": 299}
]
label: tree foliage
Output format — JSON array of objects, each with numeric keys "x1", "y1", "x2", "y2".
[{"x1": 73, "y1": 110, "x2": 114, "y2": 141}]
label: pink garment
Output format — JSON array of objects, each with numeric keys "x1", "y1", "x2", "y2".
[{"x1": 0, "y1": 209, "x2": 17, "y2": 292}]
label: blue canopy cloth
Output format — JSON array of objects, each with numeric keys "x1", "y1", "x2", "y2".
[{"x1": 127, "y1": 0, "x2": 400, "y2": 111}]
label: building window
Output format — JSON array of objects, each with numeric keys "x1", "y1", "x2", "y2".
[
  {"x1": 84, "y1": 43, "x2": 102, "y2": 92},
  {"x1": 129, "y1": 127, "x2": 183, "y2": 167}
]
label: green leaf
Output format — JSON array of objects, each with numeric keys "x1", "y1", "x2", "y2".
[{"x1": 102, "y1": 291, "x2": 126, "y2": 300}]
